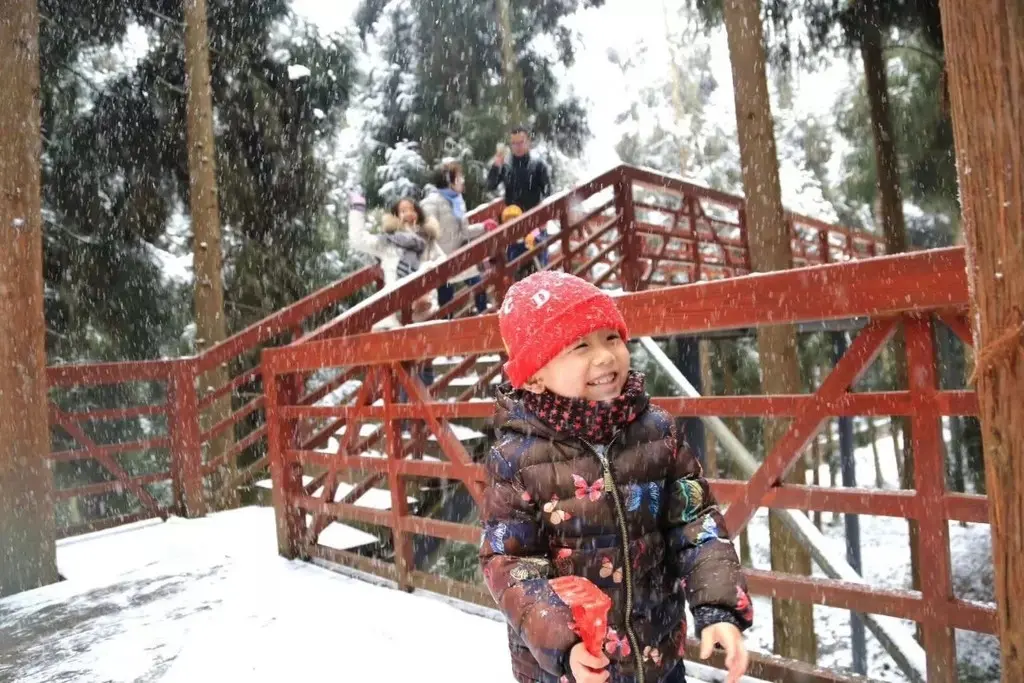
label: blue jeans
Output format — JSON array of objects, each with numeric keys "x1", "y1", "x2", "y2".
[{"x1": 437, "y1": 275, "x2": 488, "y2": 316}]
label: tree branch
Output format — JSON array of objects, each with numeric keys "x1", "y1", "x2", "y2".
[{"x1": 885, "y1": 42, "x2": 944, "y2": 67}]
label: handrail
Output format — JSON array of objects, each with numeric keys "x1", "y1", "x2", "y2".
[
  {"x1": 195, "y1": 264, "x2": 383, "y2": 373},
  {"x1": 263, "y1": 247, "x2": 968, "y2": 374},
  {"x1": 262, "y1": 246, "x2": 989, "y2": 683},
  {"x1": 298, "y1": 163, "x2": 884, "y2": 345},
  {"x1": 45, "y1": 263, "x2": 387, "y2": 530},
  {"x1": 298, "y1": 167, "x2": 623, "y2": 343}
]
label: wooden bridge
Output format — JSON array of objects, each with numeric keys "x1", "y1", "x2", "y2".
[{"x1": 40, "y1": 165, "x2": 992, "y2": 682}]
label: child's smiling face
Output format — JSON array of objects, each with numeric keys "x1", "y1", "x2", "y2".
[
  {"x1": 523, "y1": 328, "x2": 630, "y2": 401},
  {"x1": 397, "y1": 199, "x2": 418, "y2": 226}
]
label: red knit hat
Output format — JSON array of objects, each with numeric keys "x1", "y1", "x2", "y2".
[{"x1": 498, "y1": 271, "x2": 629, "y2": 388}]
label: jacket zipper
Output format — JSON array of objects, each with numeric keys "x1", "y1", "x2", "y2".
[{"x1": 584, "y1": 435, "x2": 645, "y2": 683}]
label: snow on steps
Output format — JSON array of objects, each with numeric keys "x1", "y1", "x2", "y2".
[
  {"x1": 255, "y1": 475, "x2": 418, "y2": 551},
  {"x1": 0, "y1": 507, "x2": 760, "y2": 683},
  {"x1": 254, "y1": 475, "x2": 415, "y2": 509}
]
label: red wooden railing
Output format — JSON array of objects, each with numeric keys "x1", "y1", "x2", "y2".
[
  {"x1": 261, "y1": 247, "x2": 990, "y2": 683},
  {"x1": 45, "y1": 264, "x2": 383, "y2": 537},
  {"x1": 299, "y1": 164, "x2": 884, "y2": 344},
  {"x1": 43, "y1": 165, "x2": 883, "y2": 541}
]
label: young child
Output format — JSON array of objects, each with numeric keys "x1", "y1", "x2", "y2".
[
  {"x1": 348, "y1": 194, "x2": 443, "y2": 329},
  {"x1": 480, "y1": 271, "x2": 752, "y2": 683},
  {"x1": 383, "y1": 197, "x2": 444, "y2": 282}
]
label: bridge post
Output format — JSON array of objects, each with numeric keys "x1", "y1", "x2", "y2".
[
  {"x1": 168, "y1": 359, "x2": 206, "y2": 518},
  {"x1": 832, "y1": 332, "x2": 866, "y2": 675},
  {"x1": 266, "y1": 368, "x2": 304, "y2": 559},
  {"x1": 614, "y1": 171, "x2": 641, "y2": 291}
]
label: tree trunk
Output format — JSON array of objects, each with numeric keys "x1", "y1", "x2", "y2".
[
  {"x1": 722, "y1": 0, "x2": 816, "y2": 663},
  {"x1": 0, "y1": 0, "x2": 60, "y2": 598},
  {"x1": 867, "y1": 418, "x2": 884, "y2": 489},
  {"x1": 860, "y1": 15, "x2": 908, "y2": 256},
  {"x1": 184, "y1": 0, "x2": 234, "y2": 509},
  {"x1": 940, "y1": 0, "x2": 1024, "y2": 675},
  {"x1": 890, "y1": 414, "x2": 904, "y2": 480},
  {"x1": 823, "y1": 418, "x2": 837, "y2": 523},
  {"x1": 496, "y1": 0, "x2": 527, "y2": 127},
  {"x1": 663, "y1": 0, "x2": 691, "y2": 174}
]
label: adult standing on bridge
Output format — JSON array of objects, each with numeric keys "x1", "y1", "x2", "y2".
[
  {"x1": 487, "y1": 125, "x2": 552, "y2": 213},
  {"x1": 486, "y1": 125, "x2": 552, "y2": 273},
  {"x1": 422, "y1": 160, "x2": 490, "y2": 316}
]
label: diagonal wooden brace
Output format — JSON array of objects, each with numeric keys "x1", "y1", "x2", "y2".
[
  {"x1": 723, "y1": 318, "x2": 897, "y2": 534},
  {"x1": 392, "y1": 363, "x2": 486, "y2": 506},
  {"x1": 48, "y1": 405, "x2": 167, "y2": 520}
]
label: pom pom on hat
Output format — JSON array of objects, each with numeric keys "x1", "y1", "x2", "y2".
[{"x1": 498, "y1": 271, "x2": 629, "y2": 388}]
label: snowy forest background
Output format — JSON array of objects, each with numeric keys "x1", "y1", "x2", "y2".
[
  {"x1": 43, "y1": 0, "x2": 958, "y2": 366},
  {"x1": 36, "y1": 0, "x2": 995, "y2": 680}
]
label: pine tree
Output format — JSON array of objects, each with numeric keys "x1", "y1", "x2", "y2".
[
  {"x1": 353, "y1": 0, "x2": 601, "y2": 209},
  {"x1": 39, "y1": 1, "x2": 357, "y2": 363}
]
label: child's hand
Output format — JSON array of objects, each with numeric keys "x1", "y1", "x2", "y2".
[
  {"x1": 699, "y1": 622, "x2": 748, "y2": 683},
  {"x1": 568, "y1": 642, "x2": 610, "y2": 683}
]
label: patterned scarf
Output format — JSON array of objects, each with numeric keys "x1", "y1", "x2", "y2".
[{"x1": 522, "y1": 371, "x2": 646, "y2": 445}]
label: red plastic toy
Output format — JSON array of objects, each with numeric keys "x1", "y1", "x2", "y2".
[{"x1": 549, "y1": 576, "x2": 612, "y2": 656}]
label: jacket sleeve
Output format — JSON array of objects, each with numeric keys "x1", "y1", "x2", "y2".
[
  {"x1": 479, "y1": 444, "x2": 577, "y2": 677},
  {"x1": 385, "y1": 231, "x2": 426, "y2": 253},
  {"x1": 662, "y1": 420, "x2": 753, "y2": 637},
  {"x1": 347, "y1": 208, "x2": 387, "y2": 258},
  {"x1": 486, "y1": 162, "x2": 505, "y2": 192},
  {"x1": 536, "y1": 160, "x2": 552, "y2": 199},
  {"x1": 423, "y1": 240, "x2": 446, "y2": 265},
  {"x1": 463, "y1": 217, "x2": 486, "y2": 242}
]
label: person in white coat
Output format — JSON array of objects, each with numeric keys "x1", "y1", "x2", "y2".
[
  {"x1": 420, "y1": 160, "x2": 489, "y2": 316},
  {"x1": 348, "y1": 193, "x2": 445, "y2": 331}
]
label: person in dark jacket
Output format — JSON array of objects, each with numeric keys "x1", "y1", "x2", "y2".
[
  {"x1": 487, "y1": 126, "x2": 553, "y2": 272},
  {"x1": 480, "y1": 271, "x2": 751, "y2": 683},
  {"x1": 487, "y1": 126, "x2": 552, "y2": 212}
]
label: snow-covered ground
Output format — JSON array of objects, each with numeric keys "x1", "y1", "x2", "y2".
[
  {"x1": 0, "y1": 508, "x2": 510, "y2": 682},
  {"x1": 1, "y1": 507, "x2": 761, "y2": 683}
]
